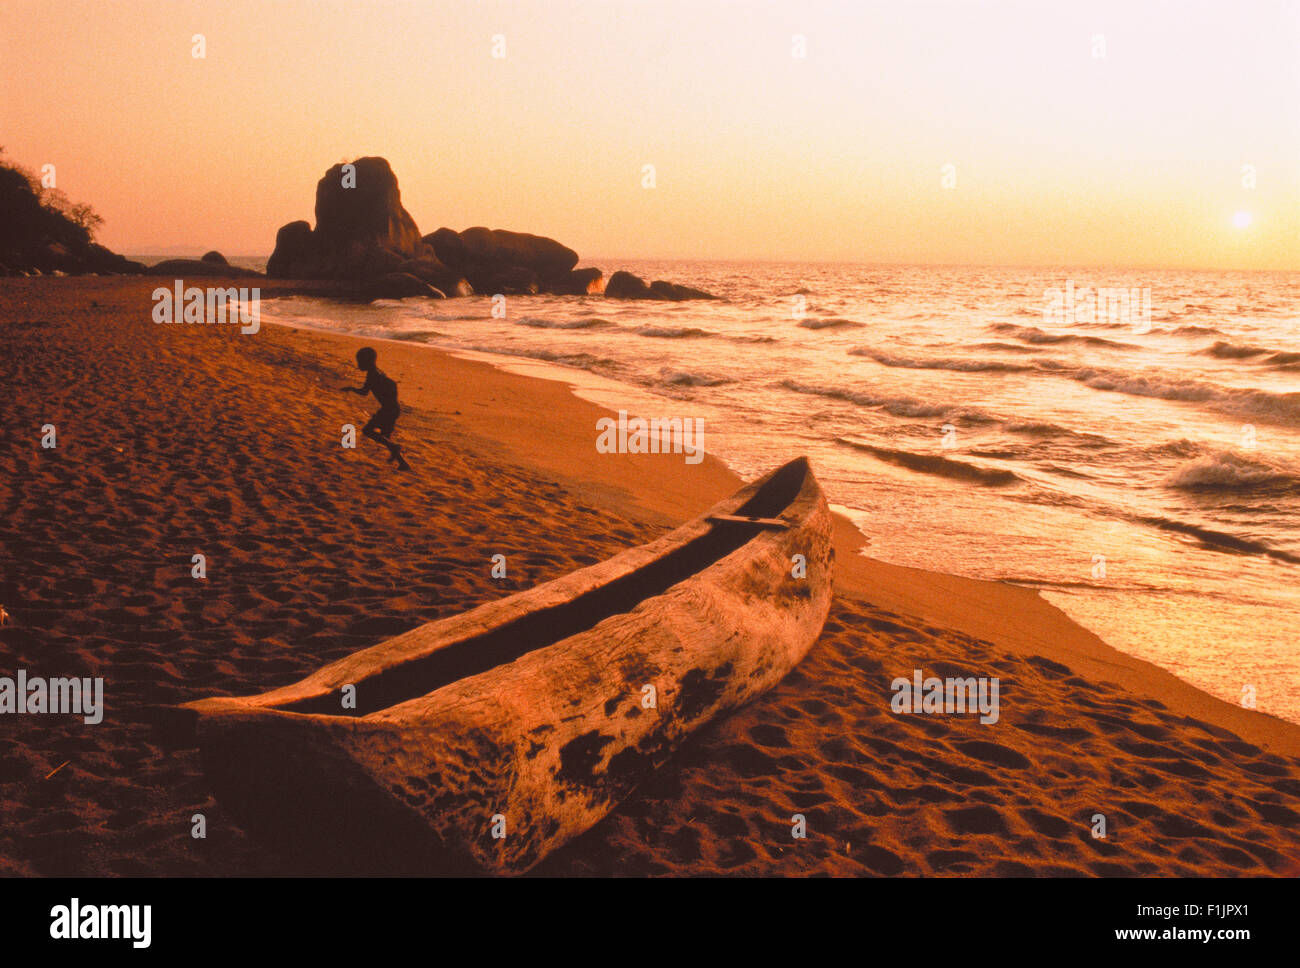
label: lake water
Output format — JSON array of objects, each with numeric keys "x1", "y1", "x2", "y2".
[{"x1": 258, "y1": 260, "x2": 1300, "y2": 725}]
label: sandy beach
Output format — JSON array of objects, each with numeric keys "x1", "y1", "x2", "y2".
[{"x1": 0, "y1": 276, "x2": 1297, "y2": 877}]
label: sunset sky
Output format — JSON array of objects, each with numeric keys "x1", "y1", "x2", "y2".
[{"x1": 2, "y1": 0, "x2": 1296, "y2": 269}]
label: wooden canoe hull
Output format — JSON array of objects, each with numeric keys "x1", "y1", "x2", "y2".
[{"x1": 181, "y1": 457, "x2": 834, "y2": 873}]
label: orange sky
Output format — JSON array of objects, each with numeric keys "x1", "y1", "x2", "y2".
[{"x1": 2, "y1": 0, "x2": 1296, "y2": 269}]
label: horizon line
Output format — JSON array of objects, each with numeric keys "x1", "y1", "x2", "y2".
[{"x1": 123, "y1": 250, "x2": 1300, "y2": 275}]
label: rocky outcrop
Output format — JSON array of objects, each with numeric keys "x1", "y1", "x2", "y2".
[
  {"x1": 311, "y1": 157, "x2": 422, "y2": 276},
  {"x1": 0, "y1": 159, "x2": 145, "y2": 275},
  {"x1": 365, "y1": 272, "x2": 446, "y2": 300},
  {"x1": 456, "y1": 227, "x2": 578, "y2": 278},
  {"x1": 425, "y1": 227, "x2": 466, "y2": 269},
  {"x1": 145, "y1": 258, "x2": 260, "y2": 277},
  {"x1": 549, "y1": 267, "x2": 605, "y2": 295},
  {"x1": 267, "y1": 157, "x2": 436, "y2": 284},
  {"x1": 462, "y1": 264, "x2": 539, "y2": 296},
  {"x1": 266, "y1": 220, "x2": 316, "y2": 278},
  {"x1": 23, "y1": 241, "x2": 145, "y2": 276},
  {"x1": 606, "y1": 270, "x2": 653, "y2": 299},
  {"x1": 395, "y1": 258, "x2": 473, "y2": 297},
  {"x1": 607, "y1": 270, "x2": 716, "y2": 301},
  {"x1": 264, "y1": 158, "x2": 716, "y2": 300},
  {"x1": 425, "y1": 226, "x2": 579, "y2": 294},
  {"x1": 650, "y1": 279, "x2": 715, "y2": 300}
]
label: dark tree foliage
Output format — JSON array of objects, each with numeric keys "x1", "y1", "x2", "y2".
[{"x1": 0, "y1": 148, "x2": 125, "y2": 274}]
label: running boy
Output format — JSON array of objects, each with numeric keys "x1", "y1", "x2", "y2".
[{"x1": 341, "y1": 346, "x2": 410, "y2": 470}]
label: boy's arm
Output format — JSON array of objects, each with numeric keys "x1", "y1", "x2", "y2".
[{"x1": 340, "y1": 372, "x2": 375, "y2": 394}]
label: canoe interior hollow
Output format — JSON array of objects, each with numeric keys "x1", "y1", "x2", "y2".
[{"x1": 279, "y1": 458, "x2": 813, "y2": 719}]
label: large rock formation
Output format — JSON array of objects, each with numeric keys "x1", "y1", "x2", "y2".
[
  {"x1": 267, "y1": 157, "x2": 466, "y2": 294},
  {"x1": 265, "y1": 157, "x2": 714, "y2": 300},
  {"x1": 311, "y1": 157, "x2": 421, "y2": 276}
]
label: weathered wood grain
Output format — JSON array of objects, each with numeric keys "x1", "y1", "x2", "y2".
[{"x1": 180, "y1": 457, "x2": 834, "y2": 873}]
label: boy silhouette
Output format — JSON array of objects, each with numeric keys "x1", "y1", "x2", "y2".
[{"x1": 341, "y1": 346, "x2": 410, "y2": 471}]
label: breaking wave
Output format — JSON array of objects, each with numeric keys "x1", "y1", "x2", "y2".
[
  {"x1": 1060, "y1": 366, "x2": 1300, "y2": 423},
  {"x1": 780, "y1": 380, "x2": 996, "y2": 423},
  {"x1": 1137, "y1": 514, "x2": 1300, "y2": 564},
  {"x1": 634, "y1": 325, "x2": 713, "y2": 339},
  {"x1": 835, "y1": 439, "x2": 1022, "y2": 486},
  {"x1": 515, "y1": 316, "x2": 617, "y2": 330},
  {"x1": 662, "y1": 370, "x2": 730, "y2": 387},
  {"x1": 1204, "y1": 340, "x2": 1300, "y2": 370},
  {"x1": 1167, "y1": 451, "x2": 1299, "y2": 492},
  {"x1": 851, "y1": 348, "x2": 1038, "y2": 373},
  {"x1": 988, "y1": 323, "x2": 1138, "y2": 350},
  {"x1": 798, "y1": 317, "x2": 864, "y2": 330}
]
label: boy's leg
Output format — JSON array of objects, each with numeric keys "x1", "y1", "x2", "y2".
[{"x1": 362, "y1": 408, "x2": 409, "y2": 468}]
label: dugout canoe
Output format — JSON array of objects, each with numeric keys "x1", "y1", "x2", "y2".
[{"x1": 169, "y1": 456, "x2": 833, "y2": 874}]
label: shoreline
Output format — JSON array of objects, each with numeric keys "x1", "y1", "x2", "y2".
[
  {"x1": 3, "y1": 276, "x2": 1298, "y2": 876},
  {"x1": 263, "y1": 293, "x2": 1300, "y2": 757}
]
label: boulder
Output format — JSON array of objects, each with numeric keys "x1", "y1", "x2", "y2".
[
  {"x1": 462, "y1": 263, "x2": 539, "y2": 295},
  {"x1": 312, "y1": 157, "x2": 422, "y2": 277},
  {"x1": 266, "y1": 220, "x2": 317, "y2": 278},
  {"x1": 424, "y1": 228, "x2": 466, "y2": 270},
  {"x1": 605, "y1": 270, "x2": 654, "y2": 299},
  {"x1": 606, "y1": 270, "x2": 716, "y2": 300},
  {"x1": 546, "y1": 267, "x2": 604, "y2": 295},
  {"x1": 433, "y1": 226, "x2": 578, "y2": 279},
  {"x1": 201, "y1": 250, "x2": 229, "y2": 266},
  {"x1": 649, "y1": 280, "x2": 716, "y2": 301},
  {"x1": 365, "y1": 272, "x2": 445, "y2": 300},
  {"x1": 266, "y1": 157, "x2": 424, "y2": 281},
  {"x1": 397, "y1": 256, "x2": 473, "y2": 298}
]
